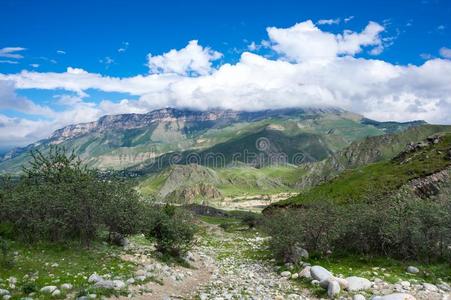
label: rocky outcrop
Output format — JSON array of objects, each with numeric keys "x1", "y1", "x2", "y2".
[{"x1": 408, "y1": 168, "x2": 450, "y2": 198}]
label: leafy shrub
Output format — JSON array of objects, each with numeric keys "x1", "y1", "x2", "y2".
[
  {"x1": 144, "y1": 205, "x2": 197, "y2": 257},
  {"x1": 263, "y1": 190, "x2": 451, "y2": 262},
  {"x1": 0, "y1": 147, "x2": 145, "y2": 246},
  {"x1": 241, "y1": 212, "x2": 261, "y2": 229}
]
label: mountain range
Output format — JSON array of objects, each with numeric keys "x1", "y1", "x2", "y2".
[{"x1": 2, "y1": 107, "x2": 446, "y2": 205}]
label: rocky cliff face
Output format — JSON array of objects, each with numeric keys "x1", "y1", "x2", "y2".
[{"x1": 48, "y1": 107, "x2": 347, "y2": 142}]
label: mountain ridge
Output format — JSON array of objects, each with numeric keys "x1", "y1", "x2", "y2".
[{"x1": 0, "y1": 107, "x2": 427, "y2": 173}]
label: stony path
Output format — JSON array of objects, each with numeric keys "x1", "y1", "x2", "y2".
[{"x1": 191, "y1": 224, "x2": 313, "y2": 300}]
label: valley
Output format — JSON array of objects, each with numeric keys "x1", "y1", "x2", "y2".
[{"x1": 0, "y1": 108, "x2": 450, "y2": 300}]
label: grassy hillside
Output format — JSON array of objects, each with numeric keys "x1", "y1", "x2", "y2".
[
  {"x1": 138, "y1": 164, "x2": 303, "y2": 202},
  {"x1": 296, "y1": 124, "x2": 451, "y2": 189},
  {"x1": 271, "y1": 132, "x2": 451, "y2": 208}
]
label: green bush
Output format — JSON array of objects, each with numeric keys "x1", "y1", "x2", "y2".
[
  {"x1": 262, "y1": 190, "x2": 451, "y2": 262},
  {"x1": 144, "y1": 205, "x2": 197, "y2": 257},
  {"x1": 241, "y1": 212, "x2": 261, "y2": 229}
]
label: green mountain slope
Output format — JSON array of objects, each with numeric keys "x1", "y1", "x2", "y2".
[
  {"x1": 295, "y1": 124, "x2": 451, "y2": 189},
  {"x1": 0, "y1": 107, "x2": 423, "y2": 174},
  {"x1": 269, "y1": 132, "x2": 451, "y2": 209},
  {"x1": 138, "y1": 164, "x2": 303, "y2": 203}
]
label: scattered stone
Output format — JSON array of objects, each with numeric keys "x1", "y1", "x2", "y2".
[
  {"x1": 113, "y1": 280, "x2": 126, "y2": 289},
  {"x1": 311, "y1": 280, "x2": 320, "y2": 285},
  {"x1": 311, "y1": 265, "x2": 332, "y2": 282},
  {"x1": 3, "y1": 295, "x2": 11, "y2": 300},
  {"x1": 422, "y1": 282, "x2": 438, "y2": 292},
  {"x1": 51, "y1": 289, "x2": 61, "y2": 297},
  {"x1": 126, "y1": 278, "x2": 135, "y2": 285},
  {"x1": 281, "y1": 271, "x2": 291, "y2": 277},
  {"x1": 40, "y1": 286, "x2": 58, "y2": 294},
  {"x1": 371, "y1": 293, "x2": 416, "y2": 300},
  {"x1": 327, "y1": 280, "x2": 340, "y2": 298},
  {"x1": 406, "y1": 266, "x2": 419, "y2": 274},
  {"x1": 185, "y1": 251, "x2": 196, "y2": 262},
  {"x1": 400, "y1": 281, "x2": 410, "y2": 289},
  {"x1": 94, "y1": 280, "x2": 115, "y2": 289},
  {"x1": 88, "y1": 274, "x2": 103, "y2": 283},
  {"x1": 291, "y1": 273, "x2": 299, "y2": 279},
  {"x1": 345, "y1": 276, "x2": 371, "y2": 291},
  {"x1": 60, "y1": 283, "x2": 73, "y2": 290},
  {"x1": 353, "y1": 294, "x2": 366, "y2": 300},
  {"x1": 437, "y1": 283, "x2": 450, "y2": 291},
  {"x1": 88, "y1": 294, "x2": 97, "y2": 299}
]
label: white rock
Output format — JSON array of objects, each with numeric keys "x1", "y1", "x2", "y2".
[
  {"x1": 52, "y1": 289, "x2": 61, "y2": 297},
  {"x1": 299, "y1": 266, "x2": 311, "y2": 278},
  {"x1": 113, "y1": 280, "x2": 126, "y2": 289},
  {"x1": 135, "y1": 275, "x2": 146, "y2": 282},
  {"x1": 88, "y1": 294, "x2": 97, "y2": 299},
  {"x1": 345, "y1": 276, "x2": 371, "y2": 291},
  {"x1": 311, "y1": 279, "x2": 320, "y2": 285},
  {"x1": 3, "y1": 295, "x2": 11, "y2": 300},
  {"x1": 422, "y1": 283, "x2": 438, "y2": 292},
  {"x1": 437, "y1": 283, "x2": 451, "y2": 291},
  {"x1": 88, "y1": 274, "x2": 103, "y2": 283},
  {"x1": 60, "y1": 283, "x2": 73, "y2": 290},
  {"x1": 291, "y1": 273, "x2": 299, "y2": 279},
  {"x1": 335, "y1": 277, "x2": 349, "y2": 289},
  {"x1": 406, "y1": 266, "x2": 419, "y2": 274},
  {"x1": 353, "y1": 294, "x2": 366, "y2": 300},
  {"x1": 135, "y1": 269, "x2": 146, "y2": 276},
  {"x1": 310, "y1": 266, "x2": 332, "y2": 282},
  {"x1": 94, "y1": 280, "x2": 115, "y2": 289},
  {"x1": 327, "y1": 280, "x2": 340, "y2": 298},
  {"x1": 371, "y1": 293, "x2": 416, "y2": 300},
  {"x1": 400, "y1": 281, "x2": 410, "y2": 289},
  {"x1": 40, "y1": 286, "x2": 58, "y2": 294},
  {"x1": 281, "y1": 271, "x2": 291, "y2": 277},
  {"x1": 0, "y1": 290, "x2": 9, "y2": 296},
  {"x1": 126, "y1": 278, "x2": 135, "y2": 284}
]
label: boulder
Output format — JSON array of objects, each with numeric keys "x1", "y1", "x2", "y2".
[
  {"x1": 284, "y1": 243, "x2": 309, "y2": 263},
  {"x1": 371, "y1": 293, "x2": 416, "y2": 300},
  {"x1": 406, "y1": 266, "x2": 419, "y2": 274},
  {"x1": 310, "y1": 266, "x2": 332, "y2": 282},
  {"x1": 353, "y1": 295, "x2": 366, "y2": 300},
  {"x1": 345, "y1": 276, "x2": 371, "y2": 291},
  {"x1": 327, "y1": 280, "x2": 340, "y2": 298},
  {"x1": 422, "y1": 283, "x2": 438, "y2": 292},
  {"x1": 108, "y1": 232, "x2": 128, "y2": 247},
  {"x1": 335, "y1": 277, "x2": 349, "y2": 289},
  {"x1": 40, "y1": 286, "x2": 58, "y2": 294}
]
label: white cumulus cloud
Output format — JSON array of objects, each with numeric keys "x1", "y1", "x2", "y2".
[
  {"x1": 147, "y1": 40, "x2": 222, "y2": 76},
  {"x1": 267, "y1": 20, "x2": 384, "y2": 62},
  {"x1": 0, "y1": 20, "x2": 450, "y2": 148}
]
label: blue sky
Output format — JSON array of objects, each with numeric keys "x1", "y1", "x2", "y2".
[{"x1": 0, "y1": 0, "x2": 450, "y2": 150}]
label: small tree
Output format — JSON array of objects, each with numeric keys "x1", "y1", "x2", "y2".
[{"x1": 144, "y1": 205, "x2": 197, "y2": 257}]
